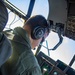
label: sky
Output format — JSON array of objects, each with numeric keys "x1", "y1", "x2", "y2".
[{"x1": 6, "y1": 0, "x2": 75, "y2": 69}]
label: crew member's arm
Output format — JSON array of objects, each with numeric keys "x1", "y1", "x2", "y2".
[{"x1": 0, "y1": 34, "x2": 12, "y2": 67}]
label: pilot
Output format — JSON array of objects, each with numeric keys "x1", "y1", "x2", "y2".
[{"x1": 1, "y1": 15, "x2": 50, "y2": 75}]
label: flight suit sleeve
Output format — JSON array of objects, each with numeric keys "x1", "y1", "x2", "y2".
[
  {"x1": 0, "y1": 34, "x2": 12, "y2": 67},
  {"x1": 14, "y1": 51, "x2": 42, "y2": 75},
  {"x1": 26, "y1": 67, "x2": 42, "y2": 75},
  {"x1": 19, "y1": 62, "x2": 42, "y2": 75},
  {"x1": 0, "y1": 0, "x2": 8, "y2": 32}
]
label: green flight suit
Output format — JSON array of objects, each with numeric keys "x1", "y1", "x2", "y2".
[{"x1": 1, "y1": 27, "x2": 42, "y2": 75}]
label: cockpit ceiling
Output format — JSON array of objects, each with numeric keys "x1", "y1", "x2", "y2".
[{"x1": 48, "y1": 0, "x2": 75, "y2": 40}]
